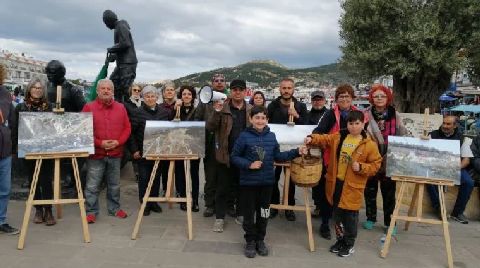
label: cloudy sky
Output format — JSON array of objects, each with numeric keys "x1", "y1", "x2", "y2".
[{"x1": 0, "y1": 0, "x2": 343, "y2": 82}]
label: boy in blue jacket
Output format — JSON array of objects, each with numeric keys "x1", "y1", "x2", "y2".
[{"x1": 231, "y1": 106, "x2": 303, "y2": 258}]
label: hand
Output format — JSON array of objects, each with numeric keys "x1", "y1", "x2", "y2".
[
  {"x1": 288, "y1": 107, "x2": 299, "y2": 118},
  {"x1": 249, "y1": 161, "x2": 262, "y2": 169},
  {"x1": 101, "y1": 140, "x2": 112, "y2": 149},
  {"x1": 213, "y1": 100, "x2": 224, "y2": 112},
  {"x1": 175, "y1": 99, "x2": 183, "y2": 108},
  {"x1": 304, "y1": 136, "x2": 312, "y2": 145},
  {"x1": 298, "y1": 145, "x2": 308, "y2": 155},
  {"x1": 133, "y1": 151, "x2": 141, "y2": 160},
  {"x1": 352, "y1": 161, "x2": 360, "y2": 172}
]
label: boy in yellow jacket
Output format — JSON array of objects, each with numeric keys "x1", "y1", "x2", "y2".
[{"x1": 305, "y1": 110, "x2": 381, "y2": 257}]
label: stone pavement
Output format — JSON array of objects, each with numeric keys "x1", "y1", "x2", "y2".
[{"x1": 2, "y1": 165, "x2": 480, "y2": 268}]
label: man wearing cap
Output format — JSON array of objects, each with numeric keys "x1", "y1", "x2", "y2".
[
  {"x1": 206, "y1": 79, "x2": 252, "y2": 232},
  {"x1": 195, "y1": 74, "x2": 227, "y2": 217},
  {"x1": 267, "y1": 78, "x2": 308, "y2": 221}
]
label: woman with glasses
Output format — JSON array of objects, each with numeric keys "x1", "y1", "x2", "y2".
[
  {"x1": 13, "y1": 78, "x2": 55, "y2": 225},
  {"x1": 362, "y1": 84, "x2": 406, "y2": 235},
  {"x1": 123, "y1": 84, "x2": 143, "y2": 181},
  {"x1": 173, "y1": 85, "x2": 200, "y2": 212}
]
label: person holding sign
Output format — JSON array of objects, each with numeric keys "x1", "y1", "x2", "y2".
[
  {"x1": 305, "y1": 110, "x2": 381, "y2": 257},
  {"x1": 362, "y1": 84, "x2": 407, "y2": 234}
]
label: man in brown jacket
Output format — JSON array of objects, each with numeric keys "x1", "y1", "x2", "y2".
[{"x1": 206, "y1": 79, "x2": 252, "y2": 232}]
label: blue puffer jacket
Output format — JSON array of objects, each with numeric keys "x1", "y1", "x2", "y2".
[{"x1": 231, "y1": 126, "x2": 299, "y2": 186}]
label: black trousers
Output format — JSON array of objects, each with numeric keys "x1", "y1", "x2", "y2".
[
  {"x1": 364, "y1": 174, "x2": 396, "y2": 226},
  {"x1": 332, "y1": 180, "x2": 359, "y2": 247},
  {"x1": 214, "y1": 163, "x2": 235, "y2": 219},
  {"x1": 240, "y1": 185, "x2": 273, "y2": 242},
  {"x1": 203, "y1": 141, "x2": 217, "y2": 208},
  {"x1": 160, "y1": 161, "x2": 171, "y2": 194},
  {"x1": 174, "y1": 159, "x2": 200, "y2": 203},
  {"x1": 312, "y1": 167, "x2": 332, "y2": 224},
  {"x1": 271, "y1": 166, "x2": 296, "y2": 206},
  {"x1": 138, "y1": 160, "x2": 161, "y2": 203},
  {"x1": 25, "y1": 159, "x2": 54, "y2": 209}
]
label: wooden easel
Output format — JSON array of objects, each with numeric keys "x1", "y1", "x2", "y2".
[
  {"x1": 132, "y1": 154, "x2": 197, "y2": 240},
  {"x1": 17, "y1": 151, "x2": 90, "y2": 249},
  {"x1": 380, "y1": 175, "x2": 454, "y2": 268},
  {"x1": 270, "y1": 161, "x2": 315, "y2": 252}
]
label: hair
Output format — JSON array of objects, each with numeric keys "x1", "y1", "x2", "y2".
[
  {"x1": 96, "y1": 79, "x2": 114, "y2": 91},
  {"x1": 249, "y1": 91, "x2": 266, "y2": 106},
  {"x1": 129, "y1": 83, "x2": 143, "y2": 95},
  {"x1": 162, "y1": 81, "x2": 176, "y2": 94},
  {"x1": 335, "y1": 84, "x2": 355, "y2": 100},
  {"x1": 280, "y1": 77, "x2": 295, "y2": 85},
  {"x1": 0, "y1": 63, "x2": 6, "y2": 85},
  {"x1": 368, "y1": 84, "x2": 393, "y2": 106},
  {"x1": 25, "y1": 77, "x2": 48, "y2": 102},
  {"x1": 443, "y1": 114, "x2": 458, "y2": 124},
  {"x1": 250, "y1": 105, "x2": 268, "y2": 118},
  {"x1": 45, "y1": 60, "x2": 66, "y2": 77},
  {"x1": 346, "y1": 110, "x2": 365, "y2": 123},
  {"x1": 141, "y1": 85, "x2": 158, "y2": 97},
  {"x1": 177, "y1": 85, "x2": 197, "y2": 100}
]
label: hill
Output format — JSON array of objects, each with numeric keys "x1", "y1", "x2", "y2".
[{"x1": 173, "y1": 60, "x2": 352, "y2": 88}]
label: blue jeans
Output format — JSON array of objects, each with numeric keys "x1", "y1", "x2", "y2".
[
  {"x1": 85, "y1": 157, "x2": 121, "y2": 216},
  {"x1": 0, "y1": 156, "x2": 12, "y2": 225},
  {"x1": 426, "y1": 169, "x2": 474, "y2": 215}
]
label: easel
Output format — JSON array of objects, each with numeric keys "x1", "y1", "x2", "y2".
[
  {"x1": 270, "y1": 162, "x2": 315, "y2": 252},
  {"x1": 17, "y1": 151, "x2": 90, "y2": 249},
  {"x1": 380, "y1": 108, "x2": 454, "y2": 268},
  {"x1": 132, "y1": 154, "x2": 197, "y2": 240}
]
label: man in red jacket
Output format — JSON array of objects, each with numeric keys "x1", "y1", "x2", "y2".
[{"x1": 82, "y1": 79, "x2": 131, "y2": 223}]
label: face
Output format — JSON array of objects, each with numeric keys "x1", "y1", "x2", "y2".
[
  {"x1": 163, "y1": 86, "x2": 176, "y2": 101},
  {"x1": 441, "y1": 116, "x2": 456, "y2": 134},
  {"x1": 212, "y1": 78, "x2": 226, "y2": 92},
  {"x1": 336, "y1": 92, "x2": 353, "y2": 110},
  {"x1": 279, "y1": 80, "x2": 294, "y2": 100},
  {"x1": 143, "y1": 92, "x2": 158, "y2": 108},
  {"x1": 181, "y1": 89, "x2": 193, "y2": 105},
  {"x1": 312, "y1": 97, "x2": 326, "y2": 109},
  {"x1": 250, "y1": 112, "x2": 268, "y2": 132},
  {"x1": 253, "y1": 93, "x2": 264, "y2": 106},
  {"x1": 45, "y1": 63, "x2": 65, "y2": 84},
  {"x1": 347, "y1": 120, "x2": 365, "y2": 136},
  {"x1": 230, "y1": 87, "x2": 246, "y2": 102},
  {"x1": 131, "y1": 85, "x2": 141, "y2": 98},
  {"x1": 96, "y1": 82, "x2": 114, "y2": 102},
  {"x1": 371, "y1": 89, "x2": 388, "y2": 109},
  {"x1": 30, "y1": 82, "x2": 44, "y2": 99}
]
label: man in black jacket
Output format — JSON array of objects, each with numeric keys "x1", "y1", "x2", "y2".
[{"x1": 267, "y1": 78, "x2": 307, "y2": 221}]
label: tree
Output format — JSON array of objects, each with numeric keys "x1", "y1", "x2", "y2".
[{"x1": 339, "y1": 0, "x2": 480, "y2": 113}]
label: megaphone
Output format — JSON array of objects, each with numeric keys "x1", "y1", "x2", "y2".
[{"x1": 199, "y1": 86, "x2": 227, "y2": 104}]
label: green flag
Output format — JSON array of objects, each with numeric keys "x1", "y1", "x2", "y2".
[{"x1": 87, "y1": 63, "x2": 109, "y2": 102}]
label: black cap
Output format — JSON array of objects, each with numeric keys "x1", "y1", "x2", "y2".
[
  {"x1": 311, "y1": 90, "x2": 325, "y2": 98},
  {"x1": 229, "y1": 79, "x2": 246, "y2": 90}
]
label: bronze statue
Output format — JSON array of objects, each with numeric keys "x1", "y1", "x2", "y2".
[{"x1": 103, "y1": 10, "x2": 138, "y2": 101}]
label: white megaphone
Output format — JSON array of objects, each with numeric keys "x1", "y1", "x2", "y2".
[{"x1": 199, "y1": 86, "x2": 227, "y2": 104}]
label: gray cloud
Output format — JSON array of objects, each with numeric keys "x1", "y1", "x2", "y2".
[{"x1": 0, "y1": 0, "x2": 342, "y2": 81}]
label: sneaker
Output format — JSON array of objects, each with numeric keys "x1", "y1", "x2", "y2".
[
  {"x1": 285, "y1": 210, "x2": 296, "y2": 221},
  {"x1": 311, "y1": 206, "x2": 321, "y2": 218},
  {"x1": 143, "y1": 206, "x2": 151, "y2": 216},
  {"x1": 450, "y1": 214, "x2": 468, "y2": 224},
  {"x1": 320, "y1": 223, "x2": 332, "y2": 240},
  {"x1": 149, "y1": 203, "x2": 162, "y2": 213},
  {"x1": 337, "y1": 244, "x2": 355, "y2": 257},
  {"x1": 180, "y1": 203, "x2": 187, "y2": 211},
  {"x1": 235, "y1": 216, "x2": 244, "y2": 225},
  {"x1": 86, "y1": 214, "x2": 96, "y2": 224},
  {"x1": 0, "y1": 223, "x2": 20, "y2": 235},
  {"x1": 362, "y1": 220, "x2": 375, "y2": 230},
  {"x1": 115, "y1": 209, "x2": 128, "y2": 219},
  {"x1": 256, "y1": 240, "x2": 269, "y2": 256},
  {"x1": 192, "y1": 202, "x2": 200, "y2": 212},
  {"x1": 213, "y1": 219, "x2": 224, "y2": 233},
  {"x1": 203, "y1": 207, "x2": 215, "y2": 217},
  {"x1": 329, "y1": 239, "x2": 345, "y2": 253},
  {"x1": 244, "y1": 241, "x2": 256, "y2": 258},
  {"x1": 269, "y1": 209, "x2": 278, "y2": 219}
]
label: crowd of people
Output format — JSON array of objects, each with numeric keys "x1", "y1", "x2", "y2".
[{"x1": 0, "y1": 62, "x2": 478, "y2": 259}]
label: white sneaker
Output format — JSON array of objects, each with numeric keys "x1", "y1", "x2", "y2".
[
  {"x1": 235, "y1": 216, "x2": 244, "y2": 225},
  {"x1": 213, "y1": 219, "x2": 224, "y2": 232}
]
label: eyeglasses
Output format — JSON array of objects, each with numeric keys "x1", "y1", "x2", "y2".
[
  {"x1": 31, "y1": 86, "x2": 43, "y2": 90},
  {"x1": 132, "y1": 89, "x2": 141, "y2": 92},
  {"x1": 312, "y1": 98, "x2": 325, "y2": 101},
  {"x1": 373, "y1": 95, "x2": 387, "y2": 99},
  {"x1": 214, "y1": 79, "x2": 225, "y2": 83},
  {"x1": 337, "y1": 94, "x2": 352, "y2": 99}
]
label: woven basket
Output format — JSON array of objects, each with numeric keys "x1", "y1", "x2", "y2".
[{"x1": 290, "y1": 154, "x2": 322, "y2": 187}]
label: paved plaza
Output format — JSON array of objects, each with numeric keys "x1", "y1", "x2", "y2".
[{"x1": 2, "y1": 165, "x2": 480, "y2": 268}]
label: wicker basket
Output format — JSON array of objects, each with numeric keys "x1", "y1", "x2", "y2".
[{"x1": 290, "y1": 154, "x2": 322, "y2": 187}]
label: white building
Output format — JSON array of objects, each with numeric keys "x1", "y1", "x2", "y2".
[{"x1": 0, "y1": 50, "x2": 47, "y2": 89}]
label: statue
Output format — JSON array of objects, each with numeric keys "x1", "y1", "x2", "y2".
[
  {"x1": 103, "y1": 10, "x2": 138, "y2": 101},
  {"x1": 45, "y1": 60, "x2": 86, "y2": 112}
]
